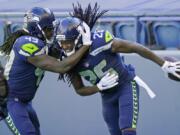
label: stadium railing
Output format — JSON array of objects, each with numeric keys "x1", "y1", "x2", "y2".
[{"x1": 0, "y1": 12, "x2": 180, "y2": 50}]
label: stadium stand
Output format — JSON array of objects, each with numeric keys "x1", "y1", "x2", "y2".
[{"x1": 0, "y1": 0, "x2": 180, "y2": 49}]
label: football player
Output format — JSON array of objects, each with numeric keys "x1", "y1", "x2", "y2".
[
  {"x1": 0, "y1": 6, "x2": 92, "y2": 135},
  {"x1": 55, "y1": 3, "x2": 180, "y2": 135}
]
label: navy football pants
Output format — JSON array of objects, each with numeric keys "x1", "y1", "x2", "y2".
[
  {"x1": 5, "y1": 99, "x2": 40, "y2": 135},
  {"x1": 101, "y1": 80, "x2": 139, "y2": 135}
]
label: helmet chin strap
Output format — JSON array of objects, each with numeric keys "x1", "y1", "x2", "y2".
[
  {"x1": 23, "y1": 28, "x2": 29, "y2": 33},
  {"x1": 64, "y1": 33, "x2": 81, "y2": 56},
  {"x1": 74, "y1": 33, "x2": 81, "y2": 45},
  {"x1": 66, "y1": 49, "x2": 75, "y2": 56}
]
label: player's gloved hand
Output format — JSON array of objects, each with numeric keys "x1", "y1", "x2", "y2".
[
  {"x1": 77, "y1": 21, "x2": 92, "y2": 46},
  {"x1": 97, "y1": 72, "x2": 119, "y2": 91},
  {"x1": 161, "y1": 61, "x2": 180, "y2": 79}
]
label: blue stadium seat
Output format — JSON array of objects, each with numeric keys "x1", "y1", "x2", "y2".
[
  {"x1": 139, "y1": 21, "x2": 150, "y2": 45},
  {"x1": 114, "y1": 22, "x2": 136, "y2": 42},
  {"x1": 10, "y1": 23, "x2": 22, "y2": 33},
  {"x1": 0, "y1": 21, "x2": 5, "y2": 46},
  {"x1": 153, "y1": 22, "x2": 180, "y2": 49}
]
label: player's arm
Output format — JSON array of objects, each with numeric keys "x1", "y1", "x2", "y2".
[
  {"x1": 28, "y1": 22, "x2": 91, "y2": 73},
  {"x1": 111, "y1": 38, "x2": 180, "y2": 78},
  {"x1": 94, "y1": 30, "x2": 164, "y2": 66},
  {"x1": 111, "y1": 38, "x2": 164, "y2": 66},
  {"x1": 28, "y1": 45, "x2": 89, "y2": 73},
  {"x1": 72, "y1": 73, "x2": 99, "y2": 96},
  {"x1": 72, "y1": 72, "x2": 118, "y2": 96}
]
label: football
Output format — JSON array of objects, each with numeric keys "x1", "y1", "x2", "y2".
[{"x1": 163, "y1": 56, "x2": 180, "y2": 81}]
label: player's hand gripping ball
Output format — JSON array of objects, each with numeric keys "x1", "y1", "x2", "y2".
[{"x1": 163, "y1": 56, "x2": 180, "y2": 81}]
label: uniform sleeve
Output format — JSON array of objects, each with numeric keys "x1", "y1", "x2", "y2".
[
  {"x1": 14, "y1": 36, "x2": 47, "y2": 61},
  {"x1": 90, "y1": 30, "x2": 114, "y2": 56}
]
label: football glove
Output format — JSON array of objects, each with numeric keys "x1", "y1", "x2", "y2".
[
  {"x1": 97, "y1": 72, "x2": 119, "y2": 91},
  {"x1": 77, "y1": 22, "x2": 92, "y2": 46},
  {"x1": 161, "y1": 61, "x2": 180, "y2": 79}
]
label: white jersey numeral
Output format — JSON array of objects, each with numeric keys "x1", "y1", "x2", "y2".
[
  {"x1": 25, "y1": 37, "x2": 38, "y2": 44},
  {"x1": 93, "y1": 32, "x2": 103, "y2": 39}
]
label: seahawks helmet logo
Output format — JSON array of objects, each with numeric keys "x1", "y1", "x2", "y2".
[{"x1": 24, "y1": 13, "x2": 40, "y2": 23}]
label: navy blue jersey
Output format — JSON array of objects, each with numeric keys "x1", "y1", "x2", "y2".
[
  {"x1": 4, "y1": 36, "x2": 48, "y2": 101},
  {"x1": 75, "y1": 30, "x2": 135, "y2": 85}
]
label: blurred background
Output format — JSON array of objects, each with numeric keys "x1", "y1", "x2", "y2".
[{"x1": 0, "y1": 0, "x2": 180, "y2": 135}]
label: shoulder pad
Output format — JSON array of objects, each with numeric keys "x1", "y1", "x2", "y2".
[
  {"x1": 15, "y1": 36, "x2": 46, "y2": 56},
  {"x1": 90, "y1": 30, "x2": 114, "y2": 56}
]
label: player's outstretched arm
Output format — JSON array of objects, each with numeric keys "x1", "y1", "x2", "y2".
[
  {"x1": 72, "y1": 72, "x2": 118, "y2": 96},
  {"x1": 111, "y1": 38, "x2": 164, "y2": 66},
  {"x1": 28, "y1": 22, "x2": 91, "y2": 73},
  {"x1": 28, "y1": 45, "x2": 89, "y2": 73},
  {"x1": 111, "y1": 38, "x2": 180, "y2": 79}
]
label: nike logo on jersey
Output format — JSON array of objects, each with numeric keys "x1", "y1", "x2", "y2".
[{"x1": 84, "y1": 62, "x2": 89, "y2": 68}]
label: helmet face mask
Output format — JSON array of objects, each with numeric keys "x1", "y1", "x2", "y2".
[
  {"x1": 60, "y1": 40, "x2": 76, "y2": 56},
  {"x1": 24, "y1": 7, "x2": 55, "y2": 43},
  {"x1": 43, "y1": 26, "x2": 54, "y2": 42},
  {"x1": 56, "y1": 17, "x2": 82, "y2": 56}
]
